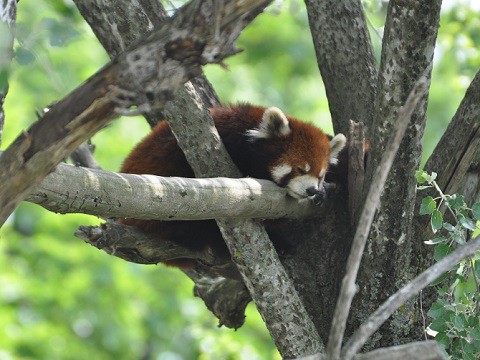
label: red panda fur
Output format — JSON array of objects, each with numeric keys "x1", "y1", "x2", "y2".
[{"x1": 119, "y1": 104, "x2": 345, "y2": 268}]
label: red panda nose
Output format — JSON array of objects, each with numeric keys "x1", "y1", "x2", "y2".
[{"x1": 306, "y1": 187, "x2": 320, "y2": 197}]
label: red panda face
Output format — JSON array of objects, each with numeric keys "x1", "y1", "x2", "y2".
[{"x1": 247, "y1": 107, "x2": 346, "y2": 200}]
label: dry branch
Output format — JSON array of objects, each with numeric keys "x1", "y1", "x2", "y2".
[
  {"x1": 0, "y1": 0, "x2": 269, "y2": 227},
  {"x1": 23, "y1": 161, "x2": 320, "y2": 220},
  {"x1": 326, "y1": 76, "x2": 428, "y2": 360},
  {"x1": 342, "y1": 234, "x2": 480, "y2": 359},
  {"x1": 296, "y1": 341, "x2": 444, "y2": 360}
]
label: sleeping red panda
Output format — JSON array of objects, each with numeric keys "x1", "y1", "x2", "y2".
[{"x1": 119, "y1": 104, "x2": 346, "y2": 268}]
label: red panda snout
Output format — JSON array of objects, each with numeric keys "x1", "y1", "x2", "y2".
[{"x1": 270, "y1": 163, "x2": 327, "y2": 199}]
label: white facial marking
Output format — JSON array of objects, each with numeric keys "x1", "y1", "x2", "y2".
[
  {"x1": 305, "y1": 163, "x2": 311, "y2": 172},
  {"x1": 271, "y1": 164, "x2": 292, "y2": 183},
  {"x1": 287, "y1": 175, "x2": 319, "y2": 199},
  {"x1": 319, "y1": 169, "x2": 326, "y2": 178}
]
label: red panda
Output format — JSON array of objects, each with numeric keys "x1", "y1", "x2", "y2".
[{"x1": 119, "y1": 104, "x2": 346, "y2": 268}]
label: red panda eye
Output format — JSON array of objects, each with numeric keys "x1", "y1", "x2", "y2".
[{"x1": 296, "y1": 167, "x2": 307, "y2": 175}]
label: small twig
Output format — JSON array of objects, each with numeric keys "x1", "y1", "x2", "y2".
[
  {"x1": 325, "y1": 74, "x2": 429, "y2": 360},
  {"x1": 419, "y1": 290, "x2": 427, "y2": 341},
  {"x1": 342, "y1": 234, "x2": 480, "y2": 359}
]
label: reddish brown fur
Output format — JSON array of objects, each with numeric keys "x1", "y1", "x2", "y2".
[{"x1": 120, "y1": 104, "x2": 333, "y2": 268}]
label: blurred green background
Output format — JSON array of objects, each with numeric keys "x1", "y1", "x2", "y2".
[{"x1": 1, "y1": 0, "x2": 479, "y2": 359}]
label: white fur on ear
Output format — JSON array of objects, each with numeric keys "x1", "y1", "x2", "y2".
[
  {"x1": 246, "y1": 107, "x2": 291, "y2": 139},
  {"x1": 329, "y1": 133, "x2": 347, "y2": 165}
]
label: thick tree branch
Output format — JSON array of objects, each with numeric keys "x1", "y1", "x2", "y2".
[
  {"x1": 342, "y1": 234, "x2": 480, "y2": 359},
  {"x1": 166, "y1": 82, "x2": 324, "y2": 357},
  {"x1": 357, "y1": 0, "x2": 442, "y2": 347},
  {"x1": 0, "y1": 0, "x2": 17, "y2": 148},
  {"x1": 73, "y1": 0, "x2": 219, "y2": 125},
  {"x1": 23, "y1": 161, "x2": 320, "y2": 220},
  {"x1": 304, "y1": 0, "x2": 377, "y2": 134},
  {"x1": 74, "y1": 1, "x2": 323, "y2": 356},
  {"x1": 326, "y1": 77, "x2": 428, "y2": 360},
  {"x1": 423, "y1": 70, "x2": 480, "y2": 195},
  {"x1": 0, "y1": 0, "x2": 269, "y2": 227}
]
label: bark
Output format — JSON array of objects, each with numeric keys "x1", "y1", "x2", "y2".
[
  {"x1": 73, "y1": 0, "x2": 220, "y2": 122},
  {"x1": 355, "y1": 0, "x2": 442, "y2": 349},
  {"x1": 298, "y1": 341, "x2": 445, "y2": 360},
  {"x1": 22, "y1": 160, "x2": 320, "y2": 220},
  {"x1": 74, "y1": 1, "x2": 324, "y2": 356},
  {"x1": 0, "y1": 0, "x2": 269, "y2": 227},
  {"x1": 0, "y1": 0, "x2": 17, "y2": 147},
  {"x1": 165, "y1": 82, "x2": 324, "y2": 357},
  {"x1": 422, "y1": 70, "x2": 480, "y2": 196},
  {"x1": 305, "y1": 0, "x2": 377, "y2": 135},
  {"x1": 327, "y1": 77, "x2": 428, "y2": 360},
  {"x1": 343, "y1": 234, "x2": 480, "y2": 359}
]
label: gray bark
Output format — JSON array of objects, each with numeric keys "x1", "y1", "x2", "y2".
[
  {"x1": 23, "y1": 160, "x2": 320, "y2": 220},
  {"x1": 355, "y1": 0, "x2": 442, "y2": 349},
  {"x1": 327, "y1": 77, "x2": 428, "y2": 360},
  {"x1": 343, "y1": 233, "x2": 480, "y2": 359},
  {"x1": 304, "y1": 0, "x2": 377, "y2": 135},
  {"x1": 74, "y1": 1, "x2": 324, "y2": 356},
  {"x1": 0, "y1": 0, "x2": 268, "y2": 227},
  {"x1": 165, "y1": 82, "x2": 324, "y2": 357},
  {"x1": 0, "y1": 0, "x2": 17, "y2": 148}
]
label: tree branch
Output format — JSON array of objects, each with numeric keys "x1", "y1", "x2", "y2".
[
  {"x1": 0, "y1": 0, "x2": 17, "y2": 148},
  {"x1": 356, "y1": 0, "x2": 442, "y2": 347},
  {"x1": 423, "y1": 69, "x2": 480, "y2": 195},
  {"x1": 342, "y1": 234, "x2": 480, "y2": 359},
  {"x1": 74, "y1": 1, "x2": 323, "y2": 355},
  {"x1": 166, "y1": 81, "x2": 324, "y2": 357},
  {"x1": 304, "y1": 0, "x2": 377, "y2": 134},
  {"x1": 23, "y1": 161, "x2": 320, "y2": 220},
  {"x1": 0, "y1": 0, "x2": 269, "y2": 227},
  {"x1": 73, "y1": 0, "x2": 220, "y2": 126},
  {"x1": 297, "y1": 341, "x2": 445, "y2": 360},
  {"x1": 326, "y1": 76, "x2": 428, "y2": 360}
]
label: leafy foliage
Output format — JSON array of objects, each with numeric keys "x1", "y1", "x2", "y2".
[{"x1": 417, "y1": 171, "x2": 480, "y2": 359}]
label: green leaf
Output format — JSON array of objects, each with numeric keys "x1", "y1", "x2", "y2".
[
  {"x1": 451, "y1": 232, "x2": 466, "y2": 245},
  {"x1": 472, "y1": 203, "x2": 480, "y2": 220},
  {"x1": 430, "y1": 318, "x2": 448, "y2": 332},
  {"x1": 443, "y1": 222, "x2": 455, "y2": 232},
  {"x1": 431, "y1": 210, "x2": 443, "y2": 231},
  {"x1": 459, "y1": 216, "x2": 476, "y2": 231},
  {"x1": 470, "y1": 327, "x2": 480, "y2": 340},
  {"x1": 417, "y1": 185, "x2": 432, "y2": 190},
  {"x1": 424, "y1": 237, "x2": 447, "y2": 245},
  {"x1": 416, "y1": 170, "x2": 428, "y2": 184},
  {"x1": 420, "y1": 196, "x2": 437, "y2": 215},
  {"x1": 434, "y1": 244, "x2": 454, "y2": 261},
  {"x1": 427, "y1": 302, "x2": 445, "y2": 318},
  {"x1": 434, "y1": 332, "x2": 450, "y2": 349},
  {"x1": 451, "y1": 314, "x2": 465, "y2": 331}
]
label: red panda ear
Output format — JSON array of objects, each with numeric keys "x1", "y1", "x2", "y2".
[
  {"x1": 329, "y1": 134, "x2": 347, "y2": 165},
  {"x1": 246, "y1": 107, "x2": 291, "y2": 139}
]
